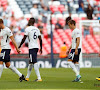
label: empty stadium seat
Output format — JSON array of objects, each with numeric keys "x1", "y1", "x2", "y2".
[
  {"x1": 50, "y1": 6, "x2": 59, "y2": 13},
  {"x1": 15, "y1": 0, "x2": 32, "y2": 14},
  {"x1": 82, "y1": 37, "x2": 94, "y2": 53},
  {"x1": 21, "y1": 47, "x2": 28, "y2": 54},
  {"x1": 85, "y1": 35, "x2": 99, "y2": 53},
  {"x1": 51, "y1": 18, "x2": 57, "y2": 24},
  {"x1": 93, "y1": 35, "x2": 100, "y2": 45},
  {"x1": 58, "y1": 5, "x2": 66, "y2": 13}
]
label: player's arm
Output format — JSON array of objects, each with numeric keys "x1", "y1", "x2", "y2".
[
  {"x1": 75, "y1": 37, "x2": 80, "y2": 55},
  {"x1": 18, "y1": 35, "x2": 27, "y2": 48},
  {"x1": 38, "y1": 35, "x2": 42, "y2": 54},
  {"x1": 75, "y1": 37, "x2": 80, "y2": 49},
  {"x1": 10, "y1": 36, "x2": 20, "y2": 53}
]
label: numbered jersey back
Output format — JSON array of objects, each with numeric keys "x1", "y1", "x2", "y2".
[{"x1": 25, "y1": 26, "x2": 41, "y2": 49}]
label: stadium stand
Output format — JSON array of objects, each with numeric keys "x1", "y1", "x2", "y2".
[{"x1": 0, "y1": 0, "x2": 100, "y2": 55}]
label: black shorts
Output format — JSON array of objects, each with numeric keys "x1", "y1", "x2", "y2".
[
  {"x1": 68, "y1": 48, "x2": 81, "y2": 63},
  {"x1": 0, "y1": 49, "x2": 11, "y2": 63},
  {"x1": 29, "y1": 48, "x2": 38, "y2": 64}
]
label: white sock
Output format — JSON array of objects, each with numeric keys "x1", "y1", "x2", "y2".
[
  {"x1": 26, "y1": 64, "x2": 33, "y2": 78},
  {"x1": 34, "y1": 63, "x2": 41, "y2": 80},
  {"x1": 67, "y1": 61, "x2": 79, "y2": 76},
  {"x1": 0, "y1": 64, "x2": 3, "y2": 78},
  {"x1": 75, "y1": 64, "x2": 80, "y2": 75},
  {"x1": 9, "y1": 65, "x2": 22, "y2": 77}
]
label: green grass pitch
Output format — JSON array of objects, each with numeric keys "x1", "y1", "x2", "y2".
[{"x1": 0, "y1": 68, "x2": 100, "y2": 90}]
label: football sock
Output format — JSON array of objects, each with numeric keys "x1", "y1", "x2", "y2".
[
  {"x1": 67, "y1": 61, "x2": 79, "y2": 76},
  {"x1": 34, "y1": 63, "x2": 41, "y2": 80},
  {"x1": 75, "y1": 64, "x2": 80, "y2": 74},
  {"x1": 26, "y1": 64, "x2": 33, "y2": 78},
  {"x1": 9, "y1": 65, "x2": 22, "y2": 77},
  {"x1": 0, "y1": 64, "x2": 3, "y2": 78}
]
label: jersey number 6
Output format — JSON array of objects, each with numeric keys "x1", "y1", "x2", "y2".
[{"x1": 33, "y1": 32, "x2": 37, "y2": 39}]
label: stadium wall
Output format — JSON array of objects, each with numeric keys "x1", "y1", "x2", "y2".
[{"x1": 3, "y1": 54, "x2": 100, "y2": 68}]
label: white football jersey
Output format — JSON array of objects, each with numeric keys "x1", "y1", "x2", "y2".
[
  {"x1": 25, "y1": 26, "x2": 41, "y2": 49},
  {"x1": 0, "y1": 27, "x2": 13, "y2": 49},
  {"x1": 71, "y1": 28, "x2": 81, "y2": 49}
]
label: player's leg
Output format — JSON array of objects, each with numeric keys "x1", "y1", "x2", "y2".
[
  {"x1": 72, "y1": 49, "x2": 81, "y2": 82},
  {"x1": 0, "y1": 49, "x2": 5, "y2": 78},
  {"x1": 34, "y1": 62, "x2": 42, "y2": 81},
  {"x1": 25, "y1": 61, "x2": 33, "y2": 81},
  {"x1": 67, "y1": 59, "x2": 79, "y2": 76},
  {"x1": 5, "y1": 62, "x2": 25, "y2": 82},
  {"x1": 0, "y1": 61, "x2": 3, "y2": 78},
  {"x1": 30, "y1": 48, "x2": 42, "y2": 81},
  {"x1": 74, "y1": 62, "x2": 80, "y2": 75},
  {"x1": 6, "y1": 62, "x2": 22, "y2": 77},
  {"x1": 73, "y1": 61, "x2": 81, "y2": 82},
  {"x1": 67, "y1": 49, "x2": 79, "y2": 76},
  {"x1": 4, "y1": 49, "x2": 25, "y2": 82},
  {"x1": 74, "y1": 49, "x2": 81, "y2": 75},
  {"x1": 25, "y1": 49, "x2": 34, "y2": 81}
]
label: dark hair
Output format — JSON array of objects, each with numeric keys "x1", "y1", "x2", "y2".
[
  {"x1": 65, "y1": 17, "x2": 71, "y2": 25},
  {"x1": 28, "y1": 18, "x2": 35, "y2": 26},
  {"x1": 64, "y1": 42, "x2": 66, "y2": 44},
  {"x1": 68, "y1": 20, "x2": 76, "y2": 25},
  {"x1": 0, "y1": 19, "x2": 3, "y2": 24}
]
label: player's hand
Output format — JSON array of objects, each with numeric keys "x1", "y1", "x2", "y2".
[
  {"x1": 17, "y1": 49, "x2": 21, "y2": 54},
  {"x1": 75, "y1": 49, "x2": 78, "y2": 55},
  {"x1": 40, "y1": 48, "x2": 42, "y2": 54}
]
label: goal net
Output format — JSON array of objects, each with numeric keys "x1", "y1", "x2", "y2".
[{"x1": 79, "y1": 20, "x2": 100, "y2": 68}]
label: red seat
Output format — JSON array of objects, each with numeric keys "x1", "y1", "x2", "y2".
[
  {"x1": 43, "y1": 43, "x2": 51, "y2": 53},
  {"x1": 55, "y1": 38, "x2": 63, "y2": 47},
  {"x1": 43, "y1": 29, "x2": 48, "y2": 38},
  {"x1": 21, "y1": 47, "x2": 28, "y2": 54},
  {"x1": 10, "y1": 48, "x2": 15, "y2": 55},
  {"x1": 58, "y1": 5, "x2": 66, "y2": 13},
  {"x1": 50, "y1": 6, "x2": 58, "y2": 13},
  {"x1": 82, "y1": 47, "x2": 86, "y2": 53},
  {"x1": 73, "y1": 17, "x2": 80, "y2": 23},
  {"x1": 53, "y1": 41, "x2": 60, "y2": 53},
  {"x1": 82, "y1": 37, "x2": 94, "y2": 53},
  {"x1": 85, "y1": 35, "x2": 99, "y2": 53},
  {"x1": 21, "y1": 32, "x2": 24, "y2": 36},
  {"x1": 93, "y1": 35, "x2": 100, "y2": 45},
  {"x1": 58, "y1": 20, "x2": 65, "y2": 26},
  {"x1": 52, "y1": 18, "x2": 57, "y2": 24},
  {"x1": 42, "y1": 47, "x2": 48, "y2": 55}
]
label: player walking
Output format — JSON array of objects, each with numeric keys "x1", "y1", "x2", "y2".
[
  {"x1": 0, "y1": 19, "x2": 25, "y2": 82},
  {"x1": 19, "y1": 18, "x2": 42, "y2": 82},
  {"x1": 67, "y1": 20, "x2": 81, "y2": 82}
]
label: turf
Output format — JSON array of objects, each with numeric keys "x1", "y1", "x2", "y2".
[{"x1": 0, "y1": 68, "x2": 100, "y2": 90}]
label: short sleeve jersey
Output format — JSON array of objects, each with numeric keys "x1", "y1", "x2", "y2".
[
  {"x1": 71, "y1": 28, "x2": 81, "y2": 49},
  {"x1": 25, "y1": 26, "x2": 41, "y2": 49},
  {"x1": 0, "y1": 27, "x2": 13, "y2": 49}
]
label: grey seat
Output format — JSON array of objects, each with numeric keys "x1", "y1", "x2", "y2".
[{"x1": 15, "y1": 0, "x2": 32, "y2": 14}]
